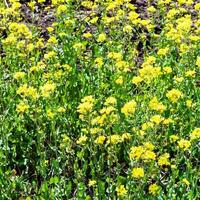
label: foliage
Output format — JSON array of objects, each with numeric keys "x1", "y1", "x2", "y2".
[{"x1": 0, "y1": 0, "x2": 200, "y2": 199}]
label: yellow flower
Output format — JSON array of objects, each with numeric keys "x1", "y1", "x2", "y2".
[
  {"x1": 132, "y1": 167, "x2": 144, "y2": 178},
  {"x1": 157, "y1": 47, "x2": 169, "y2": 56},
  {"x1": 140, "y1": 130, "x2": 146, "y2": 136},
  {"x1": 38, "y1": 0, "x2": 46, "y2": 3},
  {"x1": 106, "y1": 2, "x2": 117, "y2": 11},
  {"x1": 90, "y1": 128, "x2": 102, "y2": 135},
  {"x1": 88, "y1": 180, "x2": 96, "y2": 187},
  {"x1": 121, "y1": 133, "x2": 132, "y2": 141},
  {"x1": 185, "y1": 0, "x2": 193, "y2": 6},
  {"x1": 40, "y1": 82, "x2": 56, "y2": 98},
  {"x1": 47, "y1": 36, "x2": 57, "y2": 44},
  {"x1": 100, "y1": 106, "x2": 116, "y2": 115},
  {"x1": 81, "y1": 1, "x2": 93, "y2": 9},
  {"x1": 115, "y1": 76, "x2": 123, "y2": 85},
  {"x1": 83, "y1": 32, "x2": 92, "y2": 39},
  {"x1": 121, "y1": 100, "x2": 137, "y2": 117},
  {"x1": 178, "y1": 139, "x2": 191, "y2": 150},
  {"x1": 82, "y1": 95, "x2": 94, "y2": 102},
  {"x1": 108, "y1": 52, "x2": 122, "y2": 61},
  {"x1": 143, "y1": 142, "x2": 155, "y2": 150},
  {"x1": 128, "y1": 11, "x2": 139, "y2": 23},
  {"x1": 94, "y1": 57, "x2": 103, "y2": 68},
  {"x1": 90, "y1": 17, "x2": 99, "y2": 24},
  {"x1": 142, "y1": 122, "x2": 154, "y2": 130},
  {"x1": 47, "y1": 110, "x2": 54, "y2": 119},
  {"x1": 145, "y1": 56, "x2": 156, "y2": 64},
  {"x1": 13, "y1": 72, "x2": 26, "y2": 79},
  {"x1": 73, "y1": 43, "x2": 86, "y2": 51},
  {"x1": 163, "y1": 118, "x2": 174, "y2": 125},
  {"x1": 76, "y1": 135, "x2": 87, "y2": 145},
  {"x1": 94, "y1": 135, "x2": 106, "y2": 145},
  {"x1": 16, "y1": 101, "x2": 29, "y2": 113},
  {"x1": 158, "y1": 153, "x2": 170, "y2": 166},
  {"x1": 147, "y1": 6, "x2": 156, "y2": 13},
  {"x1": 27, "y1": 43, "x2": 34, "y2": 52},
  {"x1": 104, "y1": 97, "x2": 117, "y2": 106},
  {"x1": 170, "y1": 135, "x2": 179, "y2": 142},
  {"x1": 57, "y1": 5, "x2": 67, "y2": 15},
  {"x1": 185, "y1": 70, "x2": 195, "y2": 77},
  {"x1": 17, "y1": 85, "x2": 39, "y2": 99},
  {"x1": 77, "y1": 102, "x2": 93, "y2": 115},
  {"x1": 17, "y1": 84, "x2": 28, "y2": 95},
  {"x1": 44, "y1": 51, "x2": 57, "y2": 60},
  {"x1": 196, "y1": 57, "x2": 200, "y2": 68},
  {"x1": 97, "y1": 33, "x2": 106, "y2": 43},
  {"x1": 60, "y1": 134, "x2": 71, "y2": 146},
  {"x1": 149, "y1": 183, "x2": 159, "y2": 195},
  {"x1": 174, "y1": 77, "x2": 183, "y2": 84},
  {"x1": 28, "y1": 87, "x2": 39, "y2": 99},
  {"x1": 62, "y1": 64, "x2": 72, "y2": 71},
  {"x1": 195, "y1": 3, "x2": 200, "y2": 10},
  {"x1": 116, "y1": 185, "x2": 127, "y2": 197},
  {"x1": 149, "y1": 97, "x2": 166, "y2": 113},
  {"x1": 180, "y1": 44, "x2": 189, "y2": 54},
  {"x1": 123, "y1": 25, "x2": 132, "y2": 33},
  {"x1": 163, "y1": 66, "x2": 172, "y2": 74},
  {"x1": 171, "y1": 165, "x2": 177, "y2": 169},
  {"x1": 57, "y1": 107, "x2": 65, "y2": 113},
  {"x1": 139, "y1": 65, "x2": 162, "y2": 82},
  {"x1": 166, "y1": 89, "x2": 182, "y2": 103},
  {"x1": 186, "y1": 100, "x2": 192, "y2": 108},
  {"x1": 28, "y1": 1, "x2": 36, "y2": 9},
  {"x1": 167, "y1": 8, "x2": 178, "y2": 19},
  {"x1": 107, "y1": 135, "x2": 121, "y2": 145},
  {"x1": 47, "y1": 27, "x2": 54, "y2": 32},
  {"x1": 150, "y1": 115, "x2": 163, "y2": 125},
  {"x1": 115, "y1": 60, "x2": 129, "y2": 71},
  {"x1": 132, "y1": 76, "x2": 143, "y2": 85},
  {"x1": 182, "y1": 178, "x2": 190, "y2": 186},
  {"x1": 129, "y1": 146, "x2": 144, "y2": 159},
  {"x1": 190, "y1": 128, "x2": 200, "y2": 140},
  {"x1": 77, "y1": 96, "x2": 94, "y2": 116},
  {"x1": 65, "y1": 19, "x2": 75, "y2": 27},
  {"x1": 142, "y1": 150, "x2": 156, "y2": 161},
  {"x1": 130, "y1": 142, "x2": 154, "y2": 161}
]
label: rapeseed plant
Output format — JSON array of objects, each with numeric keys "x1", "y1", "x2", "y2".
[{"x1": 0, "y1": 0, "x2": 200, "y2": 199}]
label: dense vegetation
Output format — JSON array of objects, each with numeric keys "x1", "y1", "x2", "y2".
[{"x1": 0, "y1": 0, "x2": 200, "y2": 199}]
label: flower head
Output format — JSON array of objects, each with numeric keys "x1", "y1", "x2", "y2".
[
  {"x1": 116, "y1": 185, "x2": 127, "y2": 197},
  {"x1": 166, "y1": 89, "x2": 182, "y2": 103},
  {"x1": 178, "y1": 139, "x2": 191, "y2": 150},
  {"x1": 121, "y1": 100, "x2": 137, "y2": 117},
  {"x1": 149, "y1": 183, "x2": 159, "y2": 195},
  {"x1": 132, "y1": 167, "x2": 144, "y2": 178}
]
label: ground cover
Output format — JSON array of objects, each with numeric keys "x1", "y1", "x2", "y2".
[{"x1": 0, "y1": 0, "x2": 200, "y2": 199}]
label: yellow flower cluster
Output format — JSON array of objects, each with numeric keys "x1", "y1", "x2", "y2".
[
  {"x1": 17, "y1": 84, "x2": 39, "y2": 99},
  {"x1": 149, "y1": 97, "x2": 166, "y2": 113},
  {"x1": 121, "y1": 100, "x2": 137, "y2": 117},
  {"x1": 132, "y1": 167, "x2": 144, "y2": 178},
  {"x1": 40, "y1": 82, "x2": 56, "y2": 98},
  {"x1": 149, "y1": 183, "x2": 159, "y2": 195},
  {"x1": 16, "y1": 101, "x2": 30, "y2": 113},
  {"x1": 178, "y1": 139, "x2": 191, "y2": 151},
  {"x1": 116, "y1": 185, "x2": 127, "y2": 197},
  {"x1": 158, "y1": 153, "x2": 170, "y2": 166},
  {"x1": 190, "y1": 128, "x2": 200, "y2": 140},
  {"x1": 77, "y1": 96, "x2": 95, "y2": 117},
  {"x1": 129, "y1": 143, "x2": 156, "y2": 161},
  {"x1": 166, "y1": 89, "x2": 182, "y2": 103}
]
